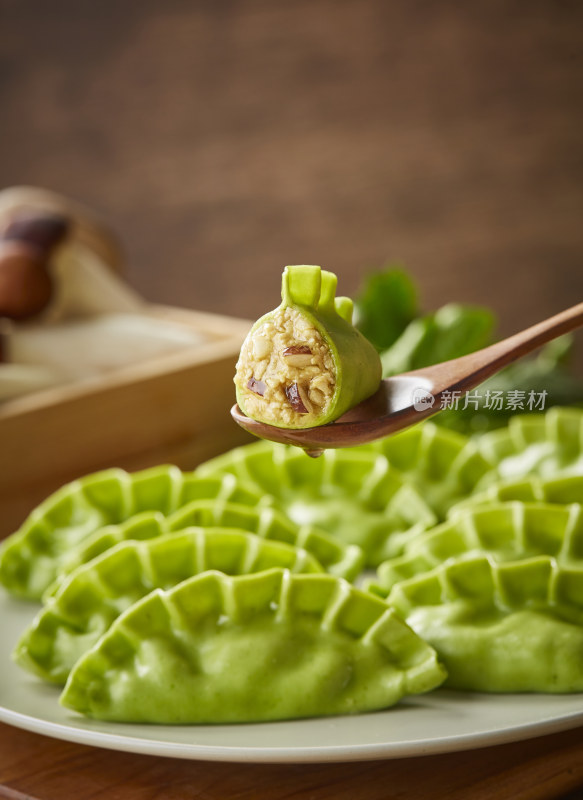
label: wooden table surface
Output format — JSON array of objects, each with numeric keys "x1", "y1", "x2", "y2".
[
  {"x1": 0, "y1": 722, "x2": 583, "y2": 800},
  {"x1": 1, "y1": 2, "x2": 583, "y2": 798}
]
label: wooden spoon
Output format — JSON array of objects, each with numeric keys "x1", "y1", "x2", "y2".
[{"x1": 231, "y1": 302, "x2": 583, "y2": 454}]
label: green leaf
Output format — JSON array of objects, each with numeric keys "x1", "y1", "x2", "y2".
[
  {"x1": 354, "y1": 267, "x2": 418, "y2": 351},
  {"x1": 381, "y1": 303, "x2": 496, "y2": 376}
]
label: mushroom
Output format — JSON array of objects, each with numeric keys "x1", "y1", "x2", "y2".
[{"x1": 0, "y1": 213, "x2": 70, "y2": 320}]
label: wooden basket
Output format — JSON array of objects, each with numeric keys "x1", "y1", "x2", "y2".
[{"x1": 0, "y1": 304, "x2": 253, "y2": 538}]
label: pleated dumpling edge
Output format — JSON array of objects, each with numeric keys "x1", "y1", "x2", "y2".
[{"x1": 60, "y1": 568, "x2": 447, "y2": 723}]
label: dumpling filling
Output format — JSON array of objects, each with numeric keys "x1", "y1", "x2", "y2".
[
  {"x1": 235, "y1": 307, "x2": 336, "y2": 427},
  {"x1": 234, "y1": 266, "x2": 382, "y2": 429}
]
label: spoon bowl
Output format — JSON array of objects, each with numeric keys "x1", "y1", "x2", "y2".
[{"x1": 231, "y1": 302, "x2": 583, "y2": 453}]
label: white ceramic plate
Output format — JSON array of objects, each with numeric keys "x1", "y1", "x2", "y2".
[{"x1": 2, "y1": 592, "x2": 583, "y2": 764}]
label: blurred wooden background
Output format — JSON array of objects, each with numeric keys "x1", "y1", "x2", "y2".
[{"x1": 1, "y1": 0, "x2": 582, "y2": 334}]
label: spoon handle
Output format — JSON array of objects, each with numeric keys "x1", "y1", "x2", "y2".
[{"x1": 404, "y1": 302, "x2": 583, "y2": 396}]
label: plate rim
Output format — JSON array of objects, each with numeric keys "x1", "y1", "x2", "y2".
[{"x1": 2, "y1": 699, "x2": 583, "y2": 764}]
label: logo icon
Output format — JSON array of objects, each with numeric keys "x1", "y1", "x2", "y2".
[{"x1": 412, "y1": 387, "x2": 435, "y2": 412}]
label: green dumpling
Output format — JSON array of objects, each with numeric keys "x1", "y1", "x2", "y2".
[
  {"x1": 389, "y1": 553, "x2": 583, "y2": 692},
  {"x1": 477, "y1": 407, "x2": 583, "y2": 483},
  {"x1": 357, "y1": 421, "x2": 494, "y2": 519},
  {"x1": 167, "y1": 499, "x2": 364, "y2": 579},
  {"x1": 60, "y1": 569, "x2": 446, "y2": 723},
  {"x1": 234, "y1": 265, "x2": 382, "y2": 429},
  {"x1": 450, "y1": 474, "x2": 583, "y2": 513},
  {"x1": 0, "y1": 465, "x2": 264, "y2": 600},
  {"x1": 14, "y1": 528, "x2": 324, "y2": 684},
  {"x1": 43, "y1": 500, "x2": 364, "y2": 600},
  {"x1": 369, "y1": 501, "x2": 583, "y2": 596},
  {"x1": 52, "y1": 500, "x2": 364, "y2": 589},
  {"x1": 198, "y1": 441, "x2": 436, "y2": 565}
]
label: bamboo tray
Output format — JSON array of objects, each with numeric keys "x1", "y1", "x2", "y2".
[{"x1": 0, "y1": 304, "x2": 253, "y2": 538}]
